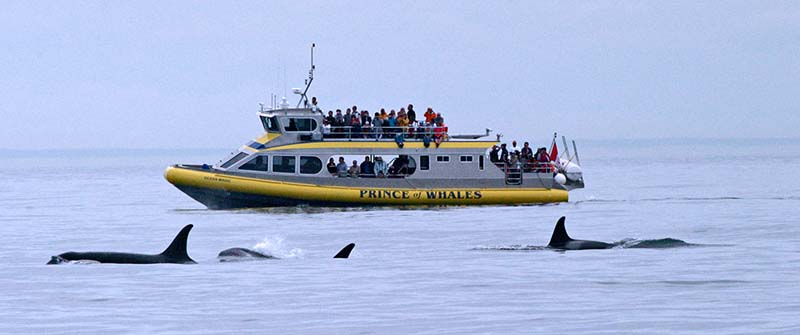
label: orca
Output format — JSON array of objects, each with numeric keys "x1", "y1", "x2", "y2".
[
  {"x1": 333, "y1": 243, "x2": 355, "y2": 259},
  {"x1": 47, "y1": 225, "x2": 196, "y2": 264},
  {"x1": 217, "y1": 243, "x2": 355, "y2": 262},
  {"x1": 547, "y1": 217, "x2": 615, "y2": 250},
  {"x1": 217, "y1": 247, "x2": 277, "y2": 262}
]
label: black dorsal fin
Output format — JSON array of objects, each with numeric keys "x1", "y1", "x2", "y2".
[
  {"x1": 333, "y1": 243, "x2": 355, "y2": 259},
  {"x1": 548, "y1": 217, "x2": 572, "y2": 247},
  {"x1": 160, "y1": 224, "x2": 196, "y2": 264}
]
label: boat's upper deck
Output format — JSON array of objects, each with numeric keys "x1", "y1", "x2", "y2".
[{"x1": 254, "y1": 107, "x2": 496, "y2": 149}]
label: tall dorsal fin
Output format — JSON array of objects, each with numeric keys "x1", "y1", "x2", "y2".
[
  {"x1": 160, "y1": 224, "x2": 196, "y2": 264},
  {"x1": 548, "y1": 217, "x2": 572, "y2": 247},
  {"x1": 333, "y1": 243, "x2": 355, "y2": 259}
]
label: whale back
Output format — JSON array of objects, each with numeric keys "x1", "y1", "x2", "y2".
[
  {"x1": 160, "y1": 224, "x2": 196, "y2": 264},
  {"x1": 548, "y1": 216, "x2": 572, "y2": 247}
]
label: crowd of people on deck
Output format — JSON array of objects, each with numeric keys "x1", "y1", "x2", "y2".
[
  {"x1": 326, "y1": 155, "x2": 412, "y2": 178},
  {"x1": 489, "y1": 140, "x2": 555, "y2": 172},
  {"x1": 311, "y1": 98, "x2": 448, "y2": 145}
]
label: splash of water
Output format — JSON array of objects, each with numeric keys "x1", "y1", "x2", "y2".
[{"x1": 253, "y1": 237, "x2": 304, "y2": 259}]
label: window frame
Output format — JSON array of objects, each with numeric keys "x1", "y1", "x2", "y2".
[
  {"x1": 459, "y1": 155, "x2": 473, "y2": 163},
  {"x1": 271, "y1": 155, "x2": 297, "y2": 174},
  {"x1": 420, "y1": 155, "x2": 430, "y2": 171},
  {"x1": 436, "y1": 155, "x2": 450, "y2": 163},
  {"x1": 299, "y1": 156, "x2": 323, "y2": 174},
  {"x1": 220, "y1": 152, "x2": 249, "y2": 169},
  {"x1": 238, "y1": 155, "x2": 270, "y2": 172}
]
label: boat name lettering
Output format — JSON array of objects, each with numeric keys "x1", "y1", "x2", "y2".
[
  {"x1": 203, "y1": 176, "x2": 231, "y2": 183},
  {"x1": 359, "y1": 190, "x2": 410, "y2": 199},
  {"x1": 358, "y1": 190, "x2": 482, "y2": 200}
]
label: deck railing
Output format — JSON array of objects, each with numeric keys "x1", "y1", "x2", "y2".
[{"x1": 322, "y1": 125, "x2": 449, "y2": 141}]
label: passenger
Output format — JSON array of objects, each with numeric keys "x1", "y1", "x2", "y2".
[
  {"x1": 391, "y1": 155, "x2": 410, "y2": 175},
  {"x1": 348, "y1": 160, "x2": 360, "y2": 177},
  {"x1": 360, "y1": 110, "x2": 372, "y2": 126},
  {"x1": 350, "y1": 115, "x2": 363, "y2": 138},
  {"x1": 360, "y1": 156, "x2": 374, "y2": 177},
  {"x1": 372, "y1": 112, "x2": 383, "y2": 140},
  {"x1": 536, "y1": 148, "x2": 551, "y2": 172},
  {"x1": 387, "y1": 110, "x2": 397, "y2": 135},
  {"x1": 489, "y1": 145, "x2": 500, "y2": 163},
  {"x1": 336, "y1": 157, "x2": 348, "y2": 177},
  {"x1": 327, "y1": 158, "x2": 337, "y2": 174},
  {"x1": 407, "y1": 104, "x2": 416, "y2": 124},
  {"x1": 424, "y1": 107, "x2": 435, "y2": 123},
  {"x1": 510, "y1": 140, "x2": 520, "y2": 158},
  {"x1": 433, "y1": 122, "x2": 445, "y2": 147},
  {"x1": 309, "y1": 97, "x2": 320, "y2": 113},
  {"x1": 433, "y1": 112, "x2": 444, "y2": 125},
  {"x1": 521, "y1": 142, "x2": 534, "y2": 171},
  {"x1": 397, "y1": 113, "x2": 409, "y2": 139},
  {"x1": 500, "y1": 143, "x2": 509, "y2": 163},
  {"x1": 335, "y1": 109, "x2": 344, "y2": 126},
  {"x1": 325, "y1": 111, "x2": 336, "y2": 128},
  {"x1": 373, "y1": 156, "x2": 388, "y2": 177}
]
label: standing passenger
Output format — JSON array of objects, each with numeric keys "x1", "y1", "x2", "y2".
[
  {"x1": 372, "y1": 112, "x2": 383, "y2": 140},
  {"x1": 407, "y1": 104, "x2": 416, "y2": 124}
]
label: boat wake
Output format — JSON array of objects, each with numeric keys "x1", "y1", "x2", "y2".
[{"x1": 575, "y1": 195, "x2": 800, "y2": 204}]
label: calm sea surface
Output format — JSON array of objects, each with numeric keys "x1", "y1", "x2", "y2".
[{"x1": 1, "y1": 139, "x2": 799, "y2": 334}]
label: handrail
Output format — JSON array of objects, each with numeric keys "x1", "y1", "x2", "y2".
[
  {"x1": 322, "y1": 125, "x2": 449, "y2": 141},
  {"x1": 493, "y1": 161, "x2": 557, "y2": 173}
]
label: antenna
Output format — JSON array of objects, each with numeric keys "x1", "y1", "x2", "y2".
[{"x1": 296, "y1": 43, "x2": 316, "y2": 108}]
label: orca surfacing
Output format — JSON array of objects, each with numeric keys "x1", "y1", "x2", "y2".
[
  {"x1": 217, "y1": 243, "x2": 356, "y2": 262},
  {"x1": 47, "y1": 225, "x2": 196, "y2": 264},
  {"x1": 548, "y1": 217, "x2": 615, "y2": 250}
]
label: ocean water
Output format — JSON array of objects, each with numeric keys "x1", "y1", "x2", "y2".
[{"x1": 1, "y1": 139, "x2": 799, "y2": 334}]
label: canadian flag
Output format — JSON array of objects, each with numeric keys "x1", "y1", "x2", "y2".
[{"x1": 549, "y1": 134, "x2": 558, "y2": 161}]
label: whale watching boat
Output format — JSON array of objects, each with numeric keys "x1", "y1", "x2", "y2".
[{"x1": 164, "y1": 45, "x2": 585, "y2": 209}]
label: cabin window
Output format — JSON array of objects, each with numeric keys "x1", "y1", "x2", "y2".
[
  {"x1": 239, "y1": 155, "x2": 269, "y2": 172},
  {"x1": 436, "y1": 155, "x2": 450, "y2": 163},
  {"x1": 479, "y1": 155, "x2": 484, "y2": 170},
  {"x1": 420, "y1": 155, "x2": 430, "y2": 171},
  {"x1": 220, "y1": 152, "x2": 248, "y2": 169},
  {"x1": 460, "y1": 155, "x2": 473, "y2": 163},
  {"x1": 272, "y1": 156, "x2": 296, "y2": 173},
  {"x1": 260, "y1": 116, "x2": 281, "y2": 132},
  {"x1": 299, "y1": 156, "x2": 322, "y2": 174},
  {"x1": 284, "y1": 118, "x2": 317, "y2": 132}
]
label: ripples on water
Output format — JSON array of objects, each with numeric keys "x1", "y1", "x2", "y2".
[{"x1": 1, "y1": 141, "x2": 800, "y2": 334}]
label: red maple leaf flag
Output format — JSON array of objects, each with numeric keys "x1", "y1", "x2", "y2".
[{"x1": 549, "y1": 139, "x2": 558, "y2": 161}]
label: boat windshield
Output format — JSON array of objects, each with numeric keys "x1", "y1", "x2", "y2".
[{"x1": 260, "y1": 116, "x2": 281, "y2": 132}]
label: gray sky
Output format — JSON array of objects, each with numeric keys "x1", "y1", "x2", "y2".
[{"x1": 1, "y1": 1, "x2": 798, "y2": 149}]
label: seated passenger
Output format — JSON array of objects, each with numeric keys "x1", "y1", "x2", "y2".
[
  {"x1": 336, "y1": 157, "x2": 348, "y2": 177},
  {"x1": 373, "y1": 156, "x2": 388, "y2": 178},
  {"x1": 327, "y1": 158, "x2": 337, "y2": 174},
  {"x1": 360, "y1": 156, "x2": 374, "y2": 177},
  {"x1": 433, "y1": 123, "x2": 445, "y2": 147},
  {"x1": 348, "y1": 160, "x2": 360, "y2": 177}
]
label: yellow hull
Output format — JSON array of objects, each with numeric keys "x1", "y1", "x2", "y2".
[{"x1": 165, "y1": 166, "x2": 568, "y2": 208}]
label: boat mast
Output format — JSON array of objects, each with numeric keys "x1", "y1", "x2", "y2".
[{"x1": 296, "y1": 43, "x2": 315, "y2": 108}]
